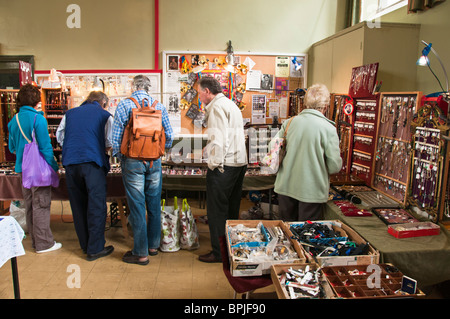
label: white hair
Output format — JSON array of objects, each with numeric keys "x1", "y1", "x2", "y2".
[{"x1": 304, "y1": 83, "x2": 330, "y2": 111}]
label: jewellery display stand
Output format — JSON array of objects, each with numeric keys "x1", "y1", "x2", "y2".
[
  {"x1": 372, "y1": 92, "x2": 422, "y2": 206},
  {"x1": 440, "y1": 142, "x2": 450, "y2": 225},
  {"x1": 0, "y1": 90, "x2": 18, "y2": 163},
  {"x1": 41, "y1": 88, "x2": 70, "y2": 161},
  {"x1": 349, "y1": 96, "x2": 379, "y2": 186},
  {"x1": 331, "y1": 94, "x2": 354, "y2": 175},
  {"x1": 408, "y1": 102, "x2": 449, "y2": 221},
  {"x1": 329, "y1": 94, "x2": 365, "y2": 186}
]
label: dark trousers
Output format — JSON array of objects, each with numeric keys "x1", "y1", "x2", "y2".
[
  {"x1": 65, "y1": 162, "x2": 107, "y2": 255},
  {"x1": 21, "y1": 180, "x2": 55, "y2": 251},
  {"x1": 278, "y1": 194, "x2": 324, "y2": 222},
  {"x1": 206, "y1": 165, "x2": 247, "y2": 259}
]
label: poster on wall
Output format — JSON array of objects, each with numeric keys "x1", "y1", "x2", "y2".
[
  {"x1": 35, "y1": 71, "x2": 161, "y2": 115},
  {"x1": 252, "y1": 94, "x2": 266, "y2": 124},
  {"x1": 290, "y1": 56, "x2": 304, "y2": 78},
  {"x1": 19, "y1": 61, "x2": 33, "y2": 86},
  {"x1": 275, "y1": 56, "x2": 290, "y2": 77},
  {"x1": 246, "y1": 70, "x2": 262, "y2": 91},
  {"x1": 167, "y1": 55, "x2": 180, "y2": 71}
]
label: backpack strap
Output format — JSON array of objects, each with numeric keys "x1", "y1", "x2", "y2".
[
  {"x1": 128, "y1": 97, "x2": 141, "y2": 109},
  {"x1": 128, "y1": 97, "x2": 159, "y2": 110}
]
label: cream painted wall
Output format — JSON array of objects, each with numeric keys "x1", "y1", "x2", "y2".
[
  {"x1": 0, "y1": 0, "x2": 155, "y2": 70},
  {"x1": 159, "y1": 0, "x2": 341, "y2": 54},
  {"x1": 380, "y1": 1, "x2": 450, "y2": 95},
  {"x1": 0, "y1": 0, "x2": 345, "y2": 72}
]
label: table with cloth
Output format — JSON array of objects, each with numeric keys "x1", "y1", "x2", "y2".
[
  {"x1": 0, "y1": 216, "x2": 26, "y2": 299},
  {"x1": 325, "y1": 200, "x2": 450, "y2": 288},
  {"x1": 0, "y1": 173, "x2": 277, "y2": 235}
]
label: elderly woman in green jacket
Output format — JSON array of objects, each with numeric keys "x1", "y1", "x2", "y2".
[{"x1": 270, "y1": 83, "x2": 342, "y2": 221}]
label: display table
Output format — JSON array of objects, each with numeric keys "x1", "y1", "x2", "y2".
[
  {"x1": 325, "y1": 200, "x2": 450, "y2": 288},
  {"x1": 0, "y1": 173, "x2": 276, "y2": 235},
  {"x1": 0, "y1": 216, "x2": 26, "y2": 299},
  {"x1": 0, "y1": 173, "x2": 129, "y2": 236}
]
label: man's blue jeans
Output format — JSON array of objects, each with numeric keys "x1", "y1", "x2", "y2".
[{"x1": 121, "y1": 157, "x2": 162, "y2": 257}]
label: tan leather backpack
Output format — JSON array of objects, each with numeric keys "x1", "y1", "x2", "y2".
[{"x1": 120, "y1": 97, "x2": 166, "y2": 162}]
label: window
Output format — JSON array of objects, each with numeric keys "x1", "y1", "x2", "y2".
[{"x1": 360, "y1": 0, "x2": 407, "y2": 21}]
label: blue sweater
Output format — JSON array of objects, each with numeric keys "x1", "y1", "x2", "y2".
[
  {"x1": 62, "y1": 101, "x2": 111, "y2": 172},
  {"x1": 8, "y1": 106, "x2": 59, "y2": 173}
]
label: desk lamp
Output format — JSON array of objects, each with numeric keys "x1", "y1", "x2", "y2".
[
  {"x1": 417, "y1": 41, "x2": 450, "y2": 138},
  {"x1": 417, "y1": 40, "x2": 449, "y2": 100}
]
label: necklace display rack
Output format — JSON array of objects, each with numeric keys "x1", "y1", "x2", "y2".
[
  {"x1": 349, "y1": 96, "x2": 379, "y2": 186},
  {"x1": 329, "y1": 94, "x2": 365, "y2": 186},
  {"x1": 372, "y1": 92, "x2": 422, "y2": 207},
  {"x1": 408, "y1": 101, "x2": 449, "y2": 222},
  {"x1": 440, "y1": 142, "x2": 450, "y2": 224},
  {"x1": 0, "y1": 89, "x2": 19, "y2": 162},
  {"x1": 425, "y1": 94, "x2": 450, "y2": 225}
]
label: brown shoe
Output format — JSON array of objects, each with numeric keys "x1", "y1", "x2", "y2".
[
  {"x1": 199, "y1": 252, "x2": 221, "y2": 263},
  {"x1": 122, "y1": 250, "x2": 149, "y2": 265}
]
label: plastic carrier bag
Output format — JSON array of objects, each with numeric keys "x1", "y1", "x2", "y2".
[
  {"x1": 179, "y1": 198, "x2": 199, "y2": 250},
  {"x1": 18, "y1": 115, "x2": 59, "y2": 189},
  {"x1": 160, "y1": 197, "x2": 180, "y2": 252}
]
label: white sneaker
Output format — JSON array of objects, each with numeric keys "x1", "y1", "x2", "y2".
[{"x1": 36, "y1": 242, "x2": 62, "y2": 253}]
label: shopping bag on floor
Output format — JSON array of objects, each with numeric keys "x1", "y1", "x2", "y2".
[
  {"x1": 179, "y1": 198, "x2": 199, "y2": 250},
  {"x1": 160, "y1": 197, "x2": 180, "y2": 252},
  {"x1": 9, "y1": 200, "x2": 27, "y2": 232}
]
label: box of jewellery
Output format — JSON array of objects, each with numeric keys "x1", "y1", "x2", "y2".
[
  {"x1": 372, "y1": 208, "x2": 419, "y2": 225},
  {"x1": 226, "y1": 220, "x2": 306, "y2": 277},
  {"x1": 321, "y1": 263, "x2": 425, "y2": 299},
  {"x1": 288, "y1": 220, "x2": 379, "y2": 267},
  {"x1": 271, "y1": 263, "x2": 336, "y2": 299},
  {"x1": 387, "y1": 221, "x2": 440, "y2": 238}
]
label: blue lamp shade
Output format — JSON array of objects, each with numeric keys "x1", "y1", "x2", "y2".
[{"x1": 417, "y1": 43, "x2": 432, "y2": 66}]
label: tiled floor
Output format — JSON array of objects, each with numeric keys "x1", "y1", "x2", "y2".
[{"x1": 0, "y1": 197, "x2": 277, "y2": 299}]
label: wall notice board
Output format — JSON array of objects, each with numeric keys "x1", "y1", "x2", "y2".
[{"x1": 162, "y1": 51, "x2": 307, "y2": 135}]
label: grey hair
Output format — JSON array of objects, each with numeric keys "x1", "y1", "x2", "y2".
[
  {"x1": 199, "y1": 76, "x2": 223, "y2": 94},
  {"x1": 132, "y1": 75, "x2": 152, "y2": 93},
  {"x1": 85, "y1": 90, "x2": 109, "y2": 106},
  {"x1": 304, "y1": 83, "x2": 330, "y2": 111}
]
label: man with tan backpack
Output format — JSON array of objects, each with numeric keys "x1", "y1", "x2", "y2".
[{"x1": 112, "y1": 75, "x2": 174, "y2": 265}]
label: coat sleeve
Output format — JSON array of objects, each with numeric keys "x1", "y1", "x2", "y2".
[{"x1": 324, "y1": 128, "x2": 342, "y2": 175}]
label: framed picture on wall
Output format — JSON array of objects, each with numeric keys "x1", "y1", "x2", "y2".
[{"x1": 167, "y1": 55, "x2": 179, "y2": 71}]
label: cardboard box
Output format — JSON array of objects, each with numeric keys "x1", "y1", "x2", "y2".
[
  {"x1": 287, "y1": 220, "x2": 380, "y2": 267},
  {"x1": 226, "y1": 220, "x2": 307, "y2": 277},
  {"x1": 388, "y1": 222, "x2": 441, "y2": 238},
  {"x1": 271, "y1": 263, "x2": 336, "y2": 299}
]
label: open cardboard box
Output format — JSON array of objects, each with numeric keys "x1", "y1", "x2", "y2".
[
  {"x1": 226, "y1": 220, "x2": 307, "y2": 277},
  {"x1": 271, "y1": 263, "x2": 336, "y2": 299},
  {"x1": 286, "y1": 220, "x2": 380, "y2": 267}
]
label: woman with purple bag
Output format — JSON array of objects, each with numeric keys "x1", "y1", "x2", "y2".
[{"x1": 8, "y1": 84, "x2": 62, "y2": 253}]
